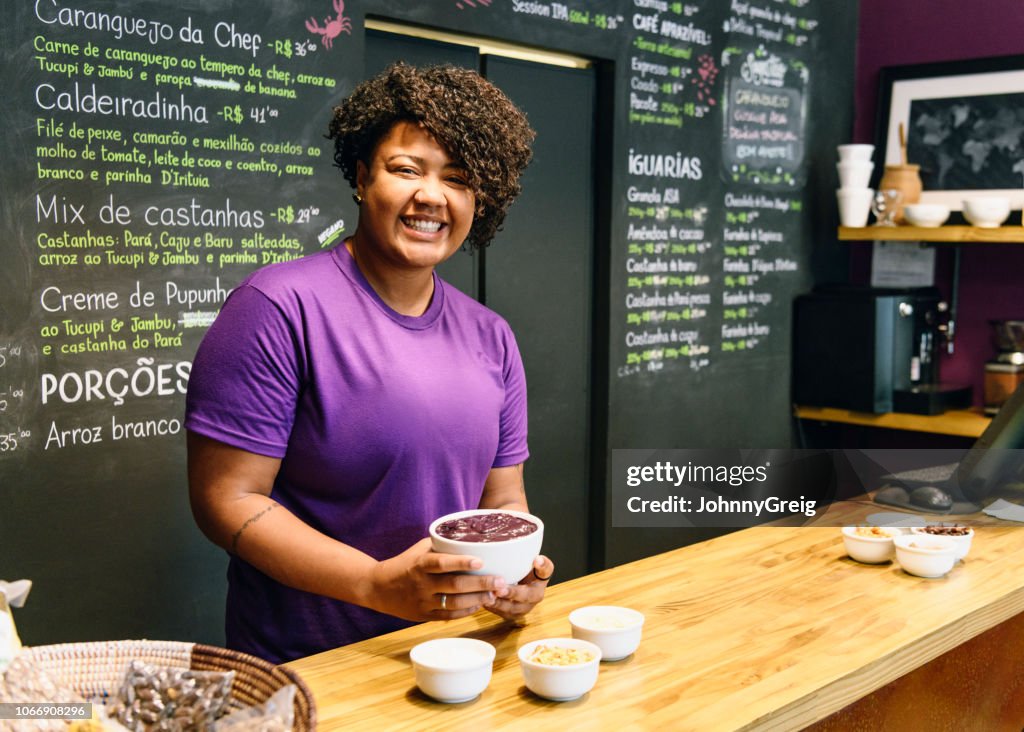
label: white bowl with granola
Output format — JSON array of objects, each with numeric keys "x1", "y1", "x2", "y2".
[
  {"x1": 842, "y1": 525, "x2": 902, "y2": 564},
  {"x1": 517, "y1": 638, "x2": 601, "y2": 701},
  {"x1": 569, "y1": 606, "x2": 644, "y2": 661}
]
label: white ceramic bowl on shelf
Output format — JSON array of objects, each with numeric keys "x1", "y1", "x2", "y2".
[
  {"x1": 837, "y1": 161, "x2": 874, "y2": 189},
  {"x1": 837, "y1": 144, "x2": 875, "y2": 162},
  {"x1": 410, "y1": 637, "x2": 496, "y2": 703},
  {"x1": 894, "y1": 534, "x2": 957, "y2": 578},
  {"x1": 903, "y1": 203, "x2": 950, "y2": 228},
  {"x1": 429, "y1": 509, "x2": 543, "y2": 586},
  {"x1": 962, "y1": 196, "x2": 1010, "y2": 227},
  {"x1": 842, "y1": 526, "x2": 902, "y2": 564},
  {"x1": 569, "y1": 606, "x2": 645, "y2": 661},
  {"x1": 518, "y1": 638, "x2": 602, "y2": 701},
  {"x1": 836, "y1": 188, "x2": 874, "y2": 227}
]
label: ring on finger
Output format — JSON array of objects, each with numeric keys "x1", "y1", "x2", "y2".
[{"x1": 441, "y1": 593, "x2": 447, "y2": 611}]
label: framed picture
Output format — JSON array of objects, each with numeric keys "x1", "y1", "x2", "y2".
[{"x1": 875, "y1": 54, "x2": 1024, "y2": 210}]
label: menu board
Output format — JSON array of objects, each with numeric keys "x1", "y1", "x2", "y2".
[
  {"x1": 1, "y1": 1, "x2": 346, "y2": 464},
  {"x1": 616, "y1": 0, "x2": 815, "y2": 384},
  {"x1": 618, "y1": 2, "x2": 716, "y2": 379}
]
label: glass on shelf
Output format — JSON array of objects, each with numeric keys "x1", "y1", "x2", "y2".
[{"x1": 870, "y1": 189, "x2": 902, "y2": 227}]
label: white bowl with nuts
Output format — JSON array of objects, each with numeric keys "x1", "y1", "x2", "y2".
[
  {"x1": 517, "y1": 638, "x2": 601, "y2": 701},
  {"x1": 842, "y1": 525, "x2": 902, "y2": 564}
]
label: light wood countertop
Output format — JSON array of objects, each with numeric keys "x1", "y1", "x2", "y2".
[{"x1": 287, "y1": 502, "x2": 1024, "y2": 730}]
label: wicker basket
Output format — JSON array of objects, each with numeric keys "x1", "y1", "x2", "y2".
[{"x1": 23, "y1": 639, "x2": 316, "y2": 730}]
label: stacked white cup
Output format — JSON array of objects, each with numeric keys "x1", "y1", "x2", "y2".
[{"x1": 836, "y1": 144, "x2": 875, "y2": 227}]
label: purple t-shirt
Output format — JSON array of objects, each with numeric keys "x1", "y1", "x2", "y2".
[{"x1": 184, "y1": 245, "x2": 528, "y2": 663}]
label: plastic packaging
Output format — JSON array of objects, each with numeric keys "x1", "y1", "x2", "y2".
[{"x1": 0, "y1": 580, "x2": 32, "y2": 673}]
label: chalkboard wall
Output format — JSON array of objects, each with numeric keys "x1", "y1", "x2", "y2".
[{"x1": 0, "y1": 1, "x2": 856, "y2": 646}]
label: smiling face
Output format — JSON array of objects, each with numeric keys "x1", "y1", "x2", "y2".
[{"x1": 353, "y1": 121, "x2": 476, "y2": 275}]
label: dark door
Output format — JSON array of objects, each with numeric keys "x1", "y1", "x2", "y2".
[
  {"x1": 363, "y1": 31, "x2": 595, "y2": 581},
  {"x1": 483, "y1": 57, "x2": 595, "y2": 581}
]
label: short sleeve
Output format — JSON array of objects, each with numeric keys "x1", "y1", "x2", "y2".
[
  {"x1": 492, "y1": 328, "x2": 529, "y2": 468},
  {"x1": 184, "y1": 285, "x2": 302, "y2": 458}
]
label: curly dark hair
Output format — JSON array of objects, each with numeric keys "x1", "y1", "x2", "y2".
[{"x1": 327, "y1": 62, "x2": 535, "y2": 249}]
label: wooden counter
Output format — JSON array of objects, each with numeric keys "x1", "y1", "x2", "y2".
[{"x1": 287, "y1": 503, "x2": 1024, "y2": 730}]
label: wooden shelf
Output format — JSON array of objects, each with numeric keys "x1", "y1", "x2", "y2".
[
  {"x1": 839, "y1": 225, "x2": 1024, "y2": 243},
  {"x1": 794, "y1": 404, "x2": 991, "y2": 438}
]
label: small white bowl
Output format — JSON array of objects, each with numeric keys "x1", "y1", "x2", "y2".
[
  {"x1": 894, "y1": 534, "x2": 957, "y2": 578},
  {"x1": 837, "y1": 144, "x2": 875, "y2": 162},
  {"x1": 518, "y1": 638, "x2": 601, "y2": 701},
  {"x1": 410, "y1": 637, "x2": 495, "y2": 703},
  {"x1": 962, "y1": 196, "x2": 1010, "y2": 227},
  {"x1": 836, "y1": 187, "x2": 875, "y2": 227},
  {"x1": 903, "y1": 203, "x2": 950, "y2": 228},
  {"x1": 429, "y1": 509, "x2": 544, "y2": 586},
  {"x1": 569, "y1": 606, "x2": 645, "y2": 661},
  {"x1": 842, "y1": 526, "x2": 902, "y2": 564},
  {"x1": 910, "y1": 525, "x2": 974, "y2": 561},
  {"x1": 837, "y1": 161, "x2": 874, "y2": 189}
]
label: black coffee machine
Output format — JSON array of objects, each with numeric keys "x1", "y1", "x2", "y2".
[{"x1": 793, "y1": 286, "x2": 971, "y2": 414}]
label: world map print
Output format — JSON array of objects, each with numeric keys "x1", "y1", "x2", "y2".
[{"x1": 908, "y1": 92, "x2": 1024, "y2": 191}]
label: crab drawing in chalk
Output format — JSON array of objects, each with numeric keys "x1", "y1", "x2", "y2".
[{"x1": 305, "y1": 0, "x2": 352, "y2": 50}]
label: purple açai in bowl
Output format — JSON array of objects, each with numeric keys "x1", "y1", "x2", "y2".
[
  {"x1": 435, "y1": 512, "x2": 538, "y2": 543},
  {"x1": 429, "y1": 509, "x2": 544, "y2": 585}
]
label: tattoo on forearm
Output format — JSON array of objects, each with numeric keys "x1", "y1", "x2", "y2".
[{"x1": 231, "y1": 502, "x2": 279, "y2": 554}]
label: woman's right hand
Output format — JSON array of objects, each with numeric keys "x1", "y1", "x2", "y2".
[{"x1": 367, "y1": 538, "x2": 509, "y2": 621}]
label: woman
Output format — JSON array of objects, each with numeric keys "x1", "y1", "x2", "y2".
[{"x1": 185, "y1": 63, "x2": 551, "y2": 664}]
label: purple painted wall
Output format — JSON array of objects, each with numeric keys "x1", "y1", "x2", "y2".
[{"x1": 852, "y1": 0, "x2": 1024, "y2": 406}]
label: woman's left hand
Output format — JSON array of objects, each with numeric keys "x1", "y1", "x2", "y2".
[{"x1": 483, "y1": 554, "x2": 554, "y2": 620}]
